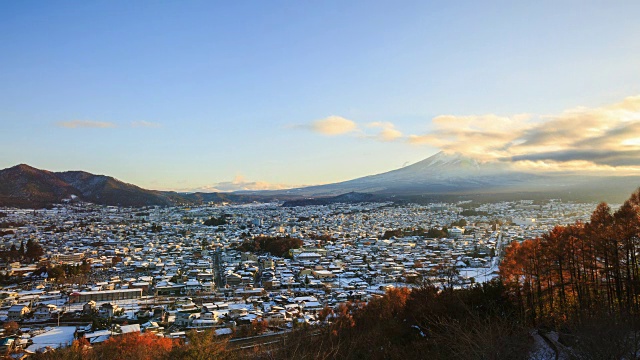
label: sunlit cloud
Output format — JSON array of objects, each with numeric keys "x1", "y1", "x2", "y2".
[
  {"x1": 407, "y1": 114, "x2": 533, "y2": 160},
  {"x1": 511, "y1": 160, "x2": 640, "y2": 174},
  {"x1": 131, "y1": 121, "x2": 162, "y2": 128},
  {"x1": 56, "y1": 120, "x2": 116, "y2": 128},
  {"x1": 296, "y1": 116, "x2": 404, "y2": 142},
  {"x1": 189, "y1": 175, "x2": 298, "y2": 192},
  {"x1": 407, "y1": 95, "x2": 640, "y2": 173},
  {"x1": 366, "y1": 122, "x2": 403, "y2": 142},
  {"x1": 310, "y1": 116, "x2": 358, "y2": 135}
]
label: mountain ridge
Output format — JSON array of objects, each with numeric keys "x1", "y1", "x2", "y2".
[
  {"x1": 247, "y1": 151, "x2": 640, "y2": 202},
  {"x1": 2, "y1": 151, "x2": 640, "y2": 208},
  {"x1": 269, "y1": 151, "x2": 540, "y2": 196},
  {"x1": 0, "y1": 164, "x2": 296, "y2": 208}
]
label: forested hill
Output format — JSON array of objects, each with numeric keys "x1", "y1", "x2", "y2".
[{"x1": 0, "y1": 164, "x2": 280, "y2": 208}]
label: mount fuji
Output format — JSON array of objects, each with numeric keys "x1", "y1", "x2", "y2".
[{"x1": 268, "y1": 152, "x2": 640, "y2": 203}]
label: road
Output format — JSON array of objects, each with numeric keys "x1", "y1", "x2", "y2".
[
  {"x1": 229, "y1": 331, "x2": 288, "y2": 350},
  {"x1": 229, "y1": 329, "x2": 322, "y2": 351}
]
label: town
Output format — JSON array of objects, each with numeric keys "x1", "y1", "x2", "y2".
[{"x1": 0, "y1": 199, "x2": 600, "y2": 356}]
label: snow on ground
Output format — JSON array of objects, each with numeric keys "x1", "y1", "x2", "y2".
[
  {"x1": 529, "y1": 331, "x2": 556, "y2": 360},
  {"x1": 459, "y1": 267, "x2": 498, "y2": 283},
  {"x1": 459, "y1": 256, "x2": 500, "y2": 283},
  {"x1": 26, "y1": 326, "x2": 76, "y2": 353}
]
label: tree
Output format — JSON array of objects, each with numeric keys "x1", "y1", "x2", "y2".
[
  {"x1": 382, "y1": 229, "x2": 403, "y2": 239},
  {"x1": 427, "y1": 227, "x2": 448, "y2": 238},
  {"x1": 92, "y1": 332, "x2": 177, "y2": 360},
  {"x1": 235, "y1": 236, "x2": 303, "y2": 257},
  {"x1": 169, "y1": 330, "x2": 230, "y2": 360},
  {"x1": 48, "y1": 266, "x2": 66, "y2": 281},
  {"x1": 204, "y1": 216, "x2": 227, "y2": 226},
  {"x1": 25, "y1": 239, "x2": 44, "y2": 262},
  {"x1": 499, "y1": 188, "x2": 640, "y2": 323},
  {"x1": 318, "y1": 306, "x2": 333, "y2": 322},
  {"x1": 112, "y1": 256, "x2": 123, "y2": 266},
  {"x1": 450, "y1": 219, "x2": 468, "y2": 227},
  {"x1": 80, "y1": 260, "x2": 91, "y2": 273},
  {"x1": 3, "y1": 321, "x2": 19, "y2": 335},
  {"x1": 9, "y1": 244, "x2": 18, "y2": 260}
]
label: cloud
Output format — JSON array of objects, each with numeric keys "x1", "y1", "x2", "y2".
[
  {"x1": 295, "y1": 116, "x2": 404, "y2": 142},
  {"x1": 191, "y1": 175, "x2": 298, "y2": 192},
  {"x1": 56, "y1": 120, "x2": 116, "y2": 128},
  {"x1": 366, "y1": 122, "x2": 403, "y2": 141},
  {"x1": 509, "y1": 149, "x2": 640, "y2": 166},
  {"x1": 407, "y1": 95, "x2": 640, "y2": 172},
  {"x1": 407, "y1": 114, "x2": 533, "y2": 160},
  {"x1": 131, "y1": 121, "x2": 162, "y2": 128},
  {"x1": 309, "y1": 116, "x2": 358, "y2": 135}
]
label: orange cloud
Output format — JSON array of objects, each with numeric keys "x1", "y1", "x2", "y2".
[
  {"x1": 190, "y1": 175, "x2": 298, "y2": 192},
  {"x1": 408, "y1": 95, "x2": 640, "y2": 171}
]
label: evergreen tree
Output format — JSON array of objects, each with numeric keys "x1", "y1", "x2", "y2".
[
  {"x1": 9, "y1": 244, "x2": 17, "y2": 261},
  {"x1": 25, "y1": 239, "x2": 44, "y2": 262}
]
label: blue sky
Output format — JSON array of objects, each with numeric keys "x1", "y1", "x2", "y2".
[{"x1": 2, "y1": 1, "x2": 640, "y2": 191}]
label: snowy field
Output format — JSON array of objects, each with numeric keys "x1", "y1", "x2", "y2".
[{"x1": 26, "y1": 326, "x2": 76, "y2": 353}]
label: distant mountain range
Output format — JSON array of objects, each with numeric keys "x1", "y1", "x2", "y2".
[
  {"x1": 0, "y1": 164, "x2": 274, "y2": 208},
  {"x1": 1, "y1": 152, "x2": 640, "y2": 208}
]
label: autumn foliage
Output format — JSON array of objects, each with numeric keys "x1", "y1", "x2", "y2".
[
  {"x1": 500, "y1": 188, "x2": 640, "y2": 325},
  {"x1": 29, "y1": 332, "x2": 178, "y2": 360},
  {"x1": 2, "y1": 321, "x2": 18, "y2": 336},
  {"x1": 96, "y1": 332, "x2": 176, "y2": 360},
  {"x1": 273, "y1": 283, "x2": 528, "y2": 360}
]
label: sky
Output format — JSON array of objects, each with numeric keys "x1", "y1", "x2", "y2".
[{"x1": 1, "y1": 1, "x2": 640, "y2": 191}]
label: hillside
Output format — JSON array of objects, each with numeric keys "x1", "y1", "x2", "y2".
[
  {"x1": 0, "y1": 165, "x2": 80, "y2": 208},
  {"x1": 0, "y1": 165, "x2": 272, "y2": 208}
]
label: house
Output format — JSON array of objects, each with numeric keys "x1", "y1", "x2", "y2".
[
  {"x1": 175, "y1": 311, "x2": 199, "y2": 327},
  {"x1": 295, "y1": 252, "x2": 322, "y2": 261},
  {"x1": 184, "y1": 279, "x2": 202, "y2": 293},
  {"x1": 190, "y1": 311, "x2": 217, "y2": 329},
  {"x1": 83, "y1": 300, "x2": 97, "y2": 314},
  {"x1": 7, "y1": 305, "x2": 30, "y2": 321},
  {"x1": 99, "y1": 303, "x2": 120, "y2": 318},
  {"x1": 113, "y1": 324, "x2": 140, "y2": 335},
  {"x1": 312, "y1": 270, "x2": 335, "y2": 280},
  {"x1": 32, "y1": 304, "x2": 58, "y2": 321},
  {"x1": 156, "y1": 284, "x2": 185, "y2": 296},
  {"x1": 449, "y1": 227, "x2": 465, "y2": 238},
  {"x1": 301, "y1": 301, "x2": 323, "y2": 312},
  {"x1": 225, "y1": 273, "x2": 242, "y2": 286}
]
